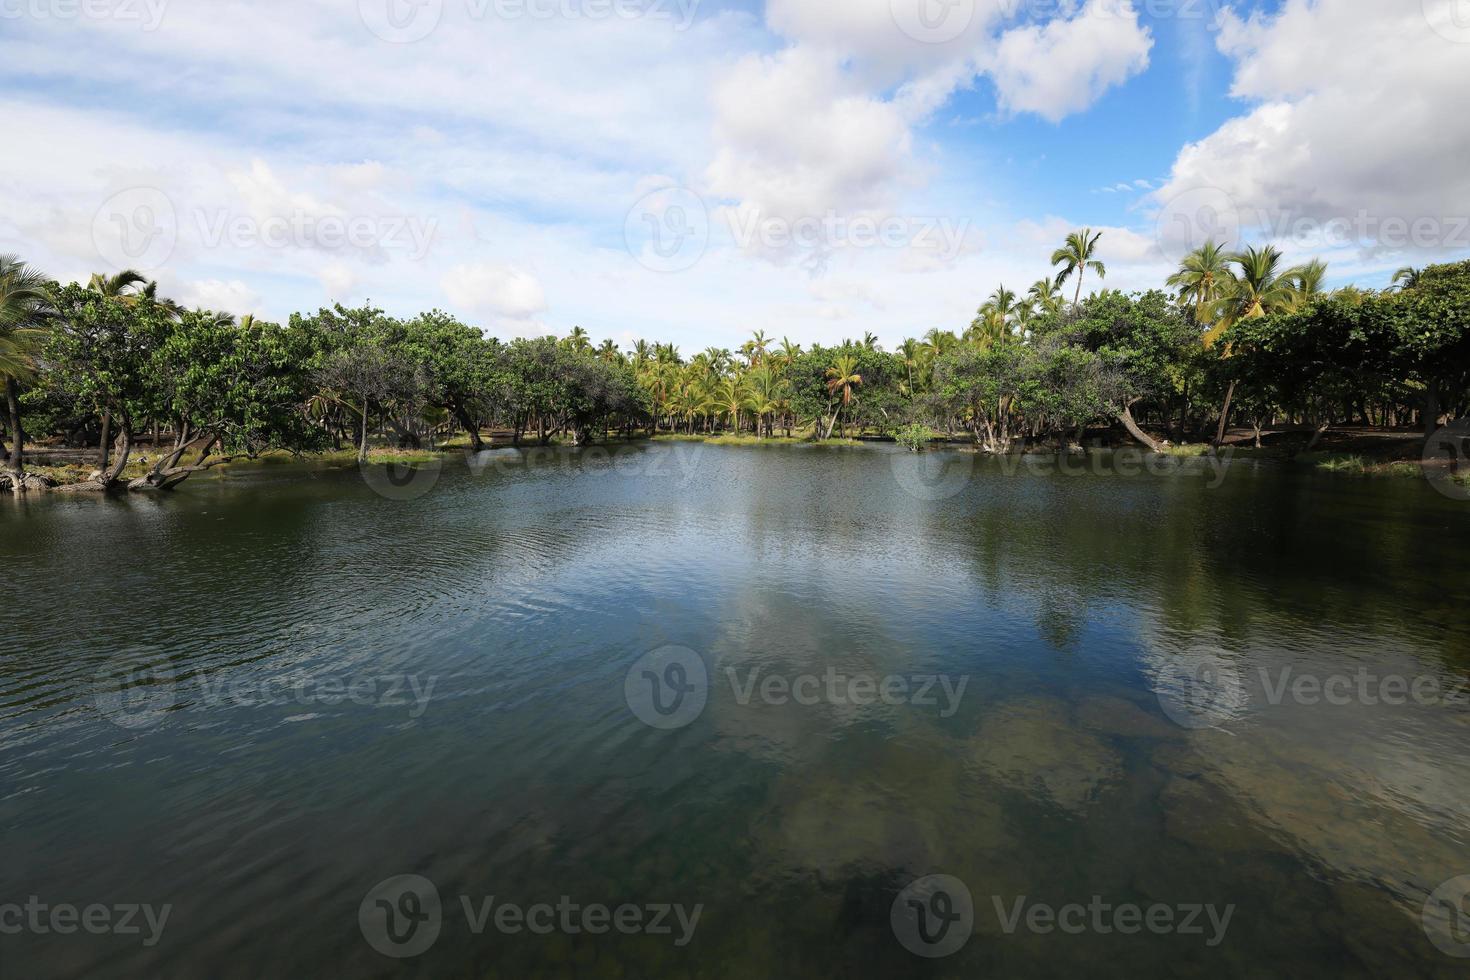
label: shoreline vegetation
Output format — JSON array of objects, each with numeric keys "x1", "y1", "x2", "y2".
[{"x1": 1, "y1": 233, "x2": 1467, "y2": 496}]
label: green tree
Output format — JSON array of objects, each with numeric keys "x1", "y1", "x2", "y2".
[
  {"x1": 0, "y1": 255, "x2": 55, "y2": 488},
  {"x1": 1051, "y1": 229, "x2": 1107, "y2": 307},
  {"x1": 823, "y1": 354, "x2": 863, "y2": 439}
]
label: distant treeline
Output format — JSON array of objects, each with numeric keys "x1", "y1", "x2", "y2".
[{"x1": 0, "y1": 231, "x2": 1467, "y2": 492}]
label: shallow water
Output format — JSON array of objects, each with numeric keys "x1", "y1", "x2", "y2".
[{"x1": 2, "y1": 443, "x2": 1468, "y2": 978}]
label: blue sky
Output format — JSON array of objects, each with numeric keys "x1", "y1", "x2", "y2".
[{"x1": 1, "y1": 0, "x2": 1466, "y2": 351}]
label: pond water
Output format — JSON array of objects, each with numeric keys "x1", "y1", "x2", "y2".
[{"x1": 2, "y1": 443, "x2": 1468, "y2": 978}]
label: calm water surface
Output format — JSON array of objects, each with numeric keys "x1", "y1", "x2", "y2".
[{"x1": 2, "y1": 443, "x2": 1468, "y2": 978}]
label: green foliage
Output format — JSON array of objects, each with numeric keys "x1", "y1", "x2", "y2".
[
  {"x1": 12, "y1": 243, "x2": 1470, "y2": 491},
  {"x1": 893, "y1": 423, "x2": 937, "y2": 451}
]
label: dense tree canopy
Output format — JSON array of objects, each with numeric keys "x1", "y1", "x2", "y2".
[{"x1": 3, "y1": 238, "x2": 1468, "y2": 493}]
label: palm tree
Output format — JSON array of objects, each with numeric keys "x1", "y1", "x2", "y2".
[
  {"x1": 923, "y1": 327, "x2": 956, "y2": 361},
  {"x1": 715, "y1": 376, "x2": 744, "y2": 434},
  {"x1": 1027, "y1": 275, "x2": 1065, "y2": 316},
  {"x1": 862, "y1": 331, "x2": 881, "y2": 351},
  {"x1": 965, "y1": 308, "x2": 1010, "y2": 350},
  {"x1": 87, "y1": 270, "x2": 182, "y2": 317},
  {"x1": 0, "y1": 256, "x2": 55, "y2": 488},
  {"x1": 899, "y1": 338, "x2": 922, "y2": 397},
  {"x1": 598, "y1": 338, "x2": 621, "y2": 362},
  {"x1": 1166, "y1": 240, "x2": 1235, "y2": 336},
  {"x1": 982, "y1": 285, "x2": 1019, "y2": 321},
  {"x1": 1392, "y1": 267, "x2": 1423, "y2": 291},
  {"x1": 743, "y1": 364, "x2": 791, "y2": 438},
  {"x1": 1208, "y1": 245, "x2": 1304, "y2": 447},
  {"x1": 1285, "y1": 259, "x2": 1329, "y2": 312},
  {"x1": 87, "y1": 269, "x2": 148, "y2": 298},
  {"x1": 1215, "y1": 245, "x2": 1302, "y2": 327},
  {"x1": 748, "y1": 330, "x2": 770, "y2": 364},
  {"x1": 565, "y1": 326, "x2": 592, "y2": 352},
  {"x1": 824, "y1": 354, "x2": 863, "y2": 439},
  {"x1": 1051, "y1": 229, "x2": 1106, "y2": 307}
]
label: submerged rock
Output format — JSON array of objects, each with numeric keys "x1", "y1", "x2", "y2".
[
  {"x1": 1076, "y1": 695, "x2": 1182, "y2": 739},
  {"x1": 968, "y1": 698, "x2": 1122, "y2": 812}
]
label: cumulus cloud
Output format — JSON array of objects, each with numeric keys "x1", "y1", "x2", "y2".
[
  {"x1": 1152, "y1": 0, "x2": 1470, "y2": 264},
  {"x1": 705, "y1": 47, "x2": 918, "y2": 266},
  {"x1": 441, "y1": 264, "x2": 548, "y2": 320},
  {"x1": 984, "y1": 0, "x2": 1153, "y2": 122},
  {"x1": 706, "y1": 0, "x2": 1152, "y2": 266},
  {"x1": 179, "y1": 278, "x2": 262, "y2": 314}
]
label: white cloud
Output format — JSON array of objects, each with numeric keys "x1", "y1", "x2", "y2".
[
  {"x1": 706, "y1": 47, "x2": 915, "y2": 216},
  {"x1": 179, "y1": 278, "x2": 262, "y2": 314},
  {"x1": 441, "y1": 264, "x2": 548, "y2": 320},
  {"x1": 318, "y1": 261, "x2": 358, "y2": 300},
  {"x1": 1153, "y1": 0, "x2": 1470, "y2": 265},
  {"x1": 984, "y1": 0, "x2": 1153, "y2": 122}
]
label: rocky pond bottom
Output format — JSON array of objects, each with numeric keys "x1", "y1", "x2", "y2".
[{"x1": 2, "y1": 443, "x2": 1467, "y2": 978}]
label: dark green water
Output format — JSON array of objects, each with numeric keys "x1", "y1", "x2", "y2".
[{"x1": 2, "y1": 443, "x2": 1468, "y2": 978}]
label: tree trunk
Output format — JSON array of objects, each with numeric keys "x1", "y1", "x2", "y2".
[
  {"x1": 1425, "y1": 378, "x2": 1441, "y2": 438},
  {"x1": 358, "y1": 407, "x2": 370, "y2": 462},
  {"x1": 101, "y1": 421, "x2": 133, "y2": 487},
  {"x1": 1120, "y1": 399, "x2": 1163, "y2": 452},
  {"x1": 1212, "y1": 380, "x2": 1237, "y2": 448},
  {"x1": 5, "y1": 377, "x2": 24, "y2": 482},
  {"x1": 98, "y1": 410, "x2": 113, "y2": 477},
  {"x1": 1303, "y1": 420, "x2": 1331, "y2": 454},
  {"x1": 454, "y1": 403, "x2": 484, "y2": 452}
]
